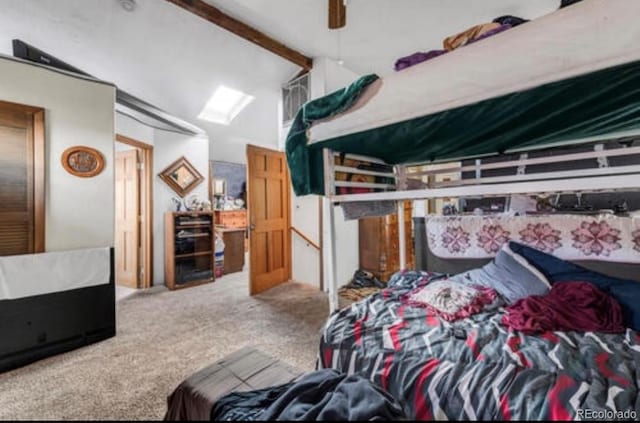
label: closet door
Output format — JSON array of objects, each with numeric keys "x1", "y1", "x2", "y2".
[
  {"x1": 115, "y1": 149, "x2": 140, "y2": 287},
  {"x1": 0, "y1": 101, "x2": 44, "y2": 256}
]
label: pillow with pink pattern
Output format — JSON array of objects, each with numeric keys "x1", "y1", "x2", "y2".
[{"x1": 404, "y1": 280, "x2": 503, "y2": 321}]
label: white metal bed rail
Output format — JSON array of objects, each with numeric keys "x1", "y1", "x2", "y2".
[
  {"x1": 322, "y1": 144, "x2": 640, "y2": 314},
  {"x1": 407, "y1": 145, "x2": 640, "y2": 177},
  {"x1": 323, "y1": 144, "x2": 640, "y2": 202}
]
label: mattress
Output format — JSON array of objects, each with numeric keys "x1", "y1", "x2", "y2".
[
  {"x1": 319, "y1": 271, "x2": 640, "y2": 420},
  {"x1": 309, "y1": 0, "x2": 640, "y2": 144},
  {"x1": 0, "y1": 247, "x2": 111, "y2": 300}
]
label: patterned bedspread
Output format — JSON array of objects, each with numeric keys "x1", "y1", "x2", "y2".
[{"x1": 318, "y1": 271, "x2": 640, "y2": 420}]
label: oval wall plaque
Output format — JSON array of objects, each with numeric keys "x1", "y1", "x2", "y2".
[{"x1": 61, "y1": 146, "x2": 105, "y2": 177}]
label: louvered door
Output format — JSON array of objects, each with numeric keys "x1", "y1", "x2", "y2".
[{"x1": 0, "y1": 101, "x2": 44, "y2": 256}]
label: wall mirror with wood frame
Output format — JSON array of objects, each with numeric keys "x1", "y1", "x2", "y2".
[{"x1": 158, "y1": 156, "x2": 204, "y2": 197}]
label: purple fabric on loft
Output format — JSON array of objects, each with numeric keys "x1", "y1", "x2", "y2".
[
  {"x1": 502, "y1": 281, "x2": 626, "y2": 334},
  {"x1": 468, "y1": 23, "x2": 512, "y2": 45},
  {"x1": 394, "y1": 24, "x2": 511, "y2": 72},
  {"x1": 394, "y1": 49, "x2": 447, "y2": 71}
]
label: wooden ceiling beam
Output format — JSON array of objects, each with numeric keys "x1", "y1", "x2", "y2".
[
  {"x1": 328, "y1": 0, "x2": 346, "y2": 30},
  {"x1": 165, "y1": 0, "x2": 313, "y2": 70}
]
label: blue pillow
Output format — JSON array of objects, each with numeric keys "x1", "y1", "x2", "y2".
[
  {"x1": 450, "y1": 244, "x2": 551, "y2": 304},
  {"x1": 509, "y1": 241, "x2": 640, "y2": 331}
]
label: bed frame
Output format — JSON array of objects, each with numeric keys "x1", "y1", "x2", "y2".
[
  {"x1": 322, "y1": 140, "x2": 640, "y2": 313},
  {"x1": 414, "y1": 228, "x2": 640, "y2": 283},
  {"x1": 0, "y1": 248, "x2": 115, "y2": 373}
]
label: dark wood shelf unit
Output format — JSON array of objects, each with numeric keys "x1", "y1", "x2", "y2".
[
  {"x1": 176, "y1": 233, "x2": 211, "y2": 239},
  {"x1": 165, "y1": 211, "x2": 215, "y2": 290},
  {"x1": 175, "y1": 250, "x2": 213, "y2": 259},
  {"x1": 175, "y1": 224, "x2": 214, "y2": 230}
]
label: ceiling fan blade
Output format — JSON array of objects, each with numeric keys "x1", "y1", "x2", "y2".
[{"x1": 328, "y1": 0, "x2": 346, "y2": 29}]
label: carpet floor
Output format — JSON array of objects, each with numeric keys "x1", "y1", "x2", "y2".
[{"x1": 0, "y1": 273, "x2": 329, "y2": 420}]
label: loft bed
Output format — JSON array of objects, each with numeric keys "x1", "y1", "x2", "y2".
[
  {"x1": 282, "y1": 0, "x2": 640, "y2": 419},
  {"x1": 285, "y1": 0, "x2": 640, "y2": 312}
]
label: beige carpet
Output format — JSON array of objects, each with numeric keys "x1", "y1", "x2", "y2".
[{"x1": 0, "y1": 273, "x2": 329, "y2": 420}]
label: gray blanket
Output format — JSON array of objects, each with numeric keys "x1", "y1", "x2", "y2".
[{"x1": 210, "y1": 369, "x2": 406, "y2": 421}]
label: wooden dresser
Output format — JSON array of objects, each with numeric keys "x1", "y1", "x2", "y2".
[
  {"x1": 358, "y1": 201, "x2": 414, "y2": 282},
  {"x1": 214, "y1": 210, "x2": 247, "y2": 228}
]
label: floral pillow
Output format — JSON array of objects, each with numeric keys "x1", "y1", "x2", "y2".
[{"x1": 404, "y1": 280, "x2": 502, "y2": 321}]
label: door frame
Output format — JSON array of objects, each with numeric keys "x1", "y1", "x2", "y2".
[
  {"x1": 246, "y1": 144, "x2": 292, "y2": 295},
  {"x1": 115, "y1": 134, "x2": 153, "y2": 289}
]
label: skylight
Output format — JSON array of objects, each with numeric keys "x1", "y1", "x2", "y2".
[{"x1": 197, "y1": 85, "x2": 254, "y2": 125}]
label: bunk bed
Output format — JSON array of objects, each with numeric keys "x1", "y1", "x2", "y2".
[
  {"x1": 283, "y1": 0, "x2": 640, "y2": 419},
  {"x1": 286, "y1": 0, "x2": 640, "y2": 310}
]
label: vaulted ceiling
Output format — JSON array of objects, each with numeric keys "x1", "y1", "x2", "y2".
[
  {"x1": 0, "y1": 0, "x2": 299, "y2": 149},
  {"x1": 0, "y1": 0, "x2": 561, "y2": 157}
]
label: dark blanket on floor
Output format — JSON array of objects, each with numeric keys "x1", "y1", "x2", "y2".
[{"x1": 210, "y1": 369, "x2": 406, "y2": 421}]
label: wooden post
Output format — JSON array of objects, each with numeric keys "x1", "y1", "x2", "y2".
[{"x1": 398, "y1": 201, "x2": 406, "y2": 270}]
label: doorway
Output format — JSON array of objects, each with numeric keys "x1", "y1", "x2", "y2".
[
  {"x1": 114, "y1": 134, "x2": 153, "y2": 290},
  {"x1": 246, "y1": 144, "x2": 292, "y2": 295}
]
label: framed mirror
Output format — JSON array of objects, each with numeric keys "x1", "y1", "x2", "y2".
[{"x1": 159, "y1": 156, "x2": 204, "y2": 197}]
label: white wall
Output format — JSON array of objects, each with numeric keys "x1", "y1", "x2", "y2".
[
  {"x1": 208, "y1": 85, "x2": 281, "y2": 163},
  {"x1": 323, "y1": 58, "x2": 363, "y2": 95},
  {"x1": 291, "y1": 194, "x2": 321, "y2": 288},
  {"x1": 153, "y1": 131, "x2": 210, "y2": 286},
  {"x1": 290, "y1": 57, "x2": 362, "y2": 291},
  {"x1": 0, "y1": 57, "x2": 115, "y2": 251},
  {"x1": 115, "y1": 142, "x2": 134, "y2": 152},
  {"x1": 115, "y1": 113, "x2": 154, "y2": 146},
  {"x1": 210, "y1": 139, "x2": 247, "y2": 164}
]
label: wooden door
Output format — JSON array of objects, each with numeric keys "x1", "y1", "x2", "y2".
[
  {"x1": 247, "y1": 145, "x2": 291, "y2": 295},
  {"x1": 116, "y1": 134, "x2": 154, "y2": 288},
  {"x1": 0, "y1": 101, "x2": 44, "y2": 256},
  {"x1": 115, "y1": 149, "x2": 140, "y2": 288}
]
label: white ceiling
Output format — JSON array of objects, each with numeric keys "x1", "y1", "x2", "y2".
[
  {"x1": 0, "y1": 0, "x2": 299, "y2": 150},
  {"x1": 0, "y1": 0, "x2": 562, "y2": 156}
]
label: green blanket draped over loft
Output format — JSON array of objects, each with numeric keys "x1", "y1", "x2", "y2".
[
  {"x1": 285, "y1": 74, "x2": 379, "y2": 196},
  {"x1": 286, "y1": 59, "x2": 640, "y2": 196}
]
